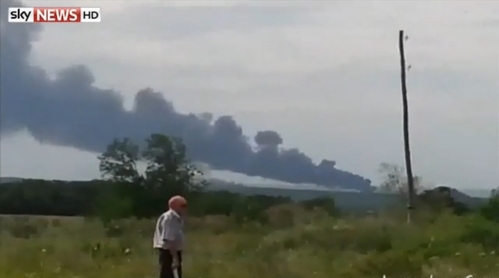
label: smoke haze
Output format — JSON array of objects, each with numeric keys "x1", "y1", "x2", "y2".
[{"x1": 0, "y1": 0, "x2": 372, "y2": 191}]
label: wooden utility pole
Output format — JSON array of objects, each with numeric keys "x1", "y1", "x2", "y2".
[{"x1": 398, "y1": 30, "x2": 415, "y2": 223}]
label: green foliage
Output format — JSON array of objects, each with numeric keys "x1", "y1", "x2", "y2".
[
  {"x1": 3, "y1": 133, "x2": 498, "y2": 278},
  {"x1": 460, "y1": 219, "x2": 499, "y2": 252},
  {"x1": 92, "y1": 185, "x2": 134, "y2": 225},
  {"x1": 187, "y1": 191, "x2": 237, "y2": 216},
  {"x1": 480, "y1": 189, "x2": 499, "y2": 223},
  {"x1": 98, "y1": 138, "x2": 141, "y2": 183},
  {"x1": 103, "y1": 222, "x2": 126, "y2": 238},
  {"x1": 418, "y1": 187, "x2": 471, "y2": 216},
  {"x1": 142, "y1": 134, "x2": 202, "y2": 193},
  {"x1": 0, "y1": 179, "x2": 102, "y2": 216},
  {"x1": 300, "y1": 197, "x2": 339, "y2": 216},
  {"x1": 0, "y1": 179, "x2": 304, "y2": 224},
  {"x1": 8, "y1": 218, "x2": 40, "y2": 239},
  {"x1": 95, "y1": 134, "x2": 204, "y2": 221},
  {"x1": 353, "y1": 249, "x2": 424, "y2": 278},
  {"x1": 0, "y1": 135, "x2": 492, "y2": 237},
  {"x1": 2, "y1": 203, "x2": 499, "y2": 278},
  {"x1": 491, "y1": 188, "x2": 499, "y2": 198}
]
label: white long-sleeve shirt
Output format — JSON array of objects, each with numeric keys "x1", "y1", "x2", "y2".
[{"x1": 153, "y1": 210, "x2": 184, "y2": 250}]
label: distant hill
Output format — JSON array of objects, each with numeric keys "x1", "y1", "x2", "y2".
[
  {"x1": 0, "y1": 177, "x2": 23, "y2": 183},
  {"x1": 460, "y1": 188, "x2": 493, "y2": 199},
  {"x1": 0, "y1": 176, "x2": 487, "y2": 212},
  {"x1": 207, "y1": 180, "x2": 487, "y2": 211}
]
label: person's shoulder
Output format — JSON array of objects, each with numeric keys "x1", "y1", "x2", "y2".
[
  {"x1": 156, "y1": 211, "x2": 169, "y2": 221},
  {"x1": 163, "y1": 210, "x2": 182, "y2": 223},
  {"x1": 163, "y1": 210, "x2": 177, "y2": 220}
]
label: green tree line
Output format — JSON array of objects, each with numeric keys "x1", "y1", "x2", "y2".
[
  {"x1": 0, "y1": 134, "x2": 337, "y2": 223},
  {"x1": 0, "y1": 133, "x2": 497, "y2": 224}
]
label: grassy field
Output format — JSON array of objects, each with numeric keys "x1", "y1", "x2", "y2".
[{"x1": 1, "y1": 206, "x2": 498, "y2": 278}]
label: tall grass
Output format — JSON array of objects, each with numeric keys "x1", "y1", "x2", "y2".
[{"x1": 0, "y1": 206, "x2": 498, "y2": 278}]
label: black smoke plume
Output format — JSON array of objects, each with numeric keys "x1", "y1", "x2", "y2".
[{"x1": 0, "y1": 0, "x2": 372, "y2": 191}]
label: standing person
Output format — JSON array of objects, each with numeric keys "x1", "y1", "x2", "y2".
[{"x1": 153, "y1": 195, "x2": 187, "y2": 278}]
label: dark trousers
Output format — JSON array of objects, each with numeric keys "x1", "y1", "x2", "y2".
[{"x1": 158, "y1": 249, "x2": 182, "y2": 278}]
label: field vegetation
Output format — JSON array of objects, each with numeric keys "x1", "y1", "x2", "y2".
[
  {"x1": 1, "y1": 133, "x2": 498, "y2": 278},
  {"x1": 1, "y1": 204, "x2": 499, "y2": 278}
]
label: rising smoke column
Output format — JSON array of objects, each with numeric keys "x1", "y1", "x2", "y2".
[{"x1": 0, "y1": 0, "x2": 372, "y2": 191}]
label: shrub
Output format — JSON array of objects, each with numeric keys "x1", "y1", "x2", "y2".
[
  {"x1": 300, "y1": 197, "x2": 339, "y2": 216},
  {"x1": 7, "y1": 217, "x2": 41, "y2": 239},
  {"x1": 480, "y1": 196, "x2": 499, "y2": 223},
  {"x1": 104, "y1": 221, "x2": 126, "y2": 238},
  {"x1": 353, "y1": 249, "x2": 424, "y2": 278},
  {"x1": 460, "y1": 215, "x2": 499, "y2": 252}
]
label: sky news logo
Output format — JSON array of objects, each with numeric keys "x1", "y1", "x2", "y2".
[{"x1": 8, "y1": 7, "x2": 101, "y2": 23}]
